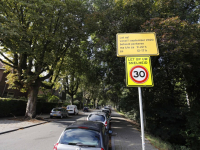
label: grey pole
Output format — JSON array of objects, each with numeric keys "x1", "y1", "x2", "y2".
[{"x1": 138, "y1": 87, "x2": 145, "y2": 150}]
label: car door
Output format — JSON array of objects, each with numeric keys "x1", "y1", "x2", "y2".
[{"x1": 102, "y1": 126, "x2": 109, "y2": 150}]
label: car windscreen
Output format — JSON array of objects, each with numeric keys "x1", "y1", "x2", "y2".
[
  {"x1": 88, "y1": 114, "x2": 105, "y2": 122},
  {"x1": 59, "y1": 129, "x2": 100, "y2": 147}
]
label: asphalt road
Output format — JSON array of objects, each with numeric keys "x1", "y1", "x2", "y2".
[
  {"x1": 0, "y1": 112, "x2": 91, "y2": 150},
  {"x1": 0, "y1": 109, "x2": 157, "y2": 150}
]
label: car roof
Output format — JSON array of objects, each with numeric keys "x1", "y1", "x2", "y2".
[
  {"x1": 89, "y1": 112, "x2": 106, "y2": 116},
  {"x1": 66, "y1": 120, "x2": 103, "y2": 132}
]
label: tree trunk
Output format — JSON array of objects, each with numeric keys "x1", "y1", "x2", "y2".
[
  {"x1": 93, "y1": 99, "x2": 95, "y2": 108},
  {"x1": 25, "y1": 85, "x2": 39, "y2": 118},
  {"x1": 71, "y1": 95, "x2": 74, "y2": 105}
]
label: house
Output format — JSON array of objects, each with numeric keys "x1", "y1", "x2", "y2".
[{"x1": 0, "y1": 61, "x2": 27, "y2": 98}]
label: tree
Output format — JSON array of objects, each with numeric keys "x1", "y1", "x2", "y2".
[
  {"x1": 65, "y1": 74, "x2": 80, "y2": 105},
  {"x1": 0, "y1": 0, "x2": 89, "y2": 118}
]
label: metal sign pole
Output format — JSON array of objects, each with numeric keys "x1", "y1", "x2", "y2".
[{"x1": 138, "y1": 87, "x2": 145, "y2": 150}]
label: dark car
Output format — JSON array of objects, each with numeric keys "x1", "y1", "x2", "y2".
[
  {"x1": 53, "y1": 120, "x2": 111, "y2": 150},
  {"x1": 83, "y1": 107, "x2": 89, "y2": 112}
]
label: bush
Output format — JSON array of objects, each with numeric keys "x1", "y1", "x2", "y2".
[
  {"x1": 0, "y1": 99, "x2": 26, "y2": 117},
  {"x1": 0, "y1": 98, "x2": 62, "y2": 117}
]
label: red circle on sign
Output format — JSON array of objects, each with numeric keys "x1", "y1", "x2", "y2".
[{"x1": 129, "y1": 65, "x2": 149, "y2": 83}]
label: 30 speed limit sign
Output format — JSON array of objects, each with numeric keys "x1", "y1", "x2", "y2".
[
  {"x1": 130, "y1": 66, "x2": 149, "y2": 83},
  {"x1": 126, "y1": 56, "x2": 153, "y2": 87}
]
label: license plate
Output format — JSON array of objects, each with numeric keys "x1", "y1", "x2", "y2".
[
  {"x1": 68, "y1": 110, "x2": 71, "y2": 111},
  {"x1": 53, "y1": 114, "x2": 57, "y2": 116}
]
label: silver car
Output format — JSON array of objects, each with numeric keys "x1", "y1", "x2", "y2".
[
  {"x1": 50, "y1": 107, "x2": 68, "y2": 119},
  {"x1": 87, "y1": 112, "x2": 110, "y2": 130},
  {"x1": 53, "y1": 120, "x2": 110, "y2": 150}
]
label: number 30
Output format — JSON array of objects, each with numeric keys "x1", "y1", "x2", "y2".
[{"x1": 133, "y1": 71, "x2": 145, "y2": 78}]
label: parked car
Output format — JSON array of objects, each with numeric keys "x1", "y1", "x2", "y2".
[
  {"x1": 66, "y1": 105, "x2": 79, "y2": 115},
  {"x1": 50, "y1": 107, "x2": 68, "y2": 119},
  {"x1": 87, "y1": 112, "x2": 110, "y2": 130},
  {"x1": 83, "y1": 107, "x2": 89, "y2": 112},
  {"x1": 104, "y1": 106, "x2": 112, "y2": 113},
  {"x1": 101, "y1": 109, "x2": 111, "y2": 120},
  {"x1": 101, "y1": 108, "x2": 111, "y2": 119},
  {"x1": 53, "y1": 120, "x2": 111, "y2": 150}
]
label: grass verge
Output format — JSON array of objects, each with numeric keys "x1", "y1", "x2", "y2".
[{"x1": 114, "y1": 109, "x2": 189, "y2": 150}]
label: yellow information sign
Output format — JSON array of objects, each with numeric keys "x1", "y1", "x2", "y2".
[
  {"x1": 126, "y1": 56, "x2": 153, "y2": 87},
  {"x1": 117, "y1": 32, "x2": 159, "y2": 57}
]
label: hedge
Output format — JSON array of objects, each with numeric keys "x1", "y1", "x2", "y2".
[{"x1": 0, "y1": 99, "x2": 62, "y2": 117}]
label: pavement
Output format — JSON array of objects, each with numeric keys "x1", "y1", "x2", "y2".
[
  {"x1": 111, "y1": 110, "x2": 158, "y2": 150},
  {"x1": 0, "y1": 109, "x2": 158, "y2": 150},
  {"x1": 0, "y1": 114, "x2": 50, "y2": 135},
  {"x1": 0, "y1": 110, "x2": 86, "y2": 135}
]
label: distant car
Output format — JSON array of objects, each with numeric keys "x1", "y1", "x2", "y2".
[
  {"x1": 53, "y1": 120, "x2": 111, "y2": 150},
  {"x1": 66, "y1": 105, "x2": 79, "y2": 115},
  {"x1": 83, "y1": 107, "x2": 89, "y2": 112},
  {"x1": 50, "y1": 108, "x2": 68, "y2": 119},
  {"x1": 87, "y1": 112, "x2": 110, "y2": 130}
]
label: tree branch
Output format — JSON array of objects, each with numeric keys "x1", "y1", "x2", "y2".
[
  {"x1": 0, "y1": 52, "x2": 14, "y2": 65},
  {"x1": 0, "y1": 59, "x2": 15, "y2": 68},
  {"x1": 41, "y1": 82, "x2": 53, "y2": 89},
  {"x1": 40, "y1": 70, "x2": 53, "y2": 81}
]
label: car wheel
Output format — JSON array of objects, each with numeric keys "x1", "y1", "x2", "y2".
[{"x1": 50, "y1": 116, "x2": 52, "y2": 119}]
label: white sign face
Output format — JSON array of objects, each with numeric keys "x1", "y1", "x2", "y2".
[{"x1": 130, "y1": 66, "x2": 149, "y2": 83}]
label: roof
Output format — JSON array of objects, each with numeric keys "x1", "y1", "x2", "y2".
[{"x1": 66, "y1": 120, "x2": 103, "y2": 131}]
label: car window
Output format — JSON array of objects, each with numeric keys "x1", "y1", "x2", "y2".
[
  {"x1": 59, "y1": 129, "x2": 100, "y2": 147},
  {"x1": 88, "y1": 114, "x2": 105, "y2": 122}
]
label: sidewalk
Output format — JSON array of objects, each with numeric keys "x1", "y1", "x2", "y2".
[
  {"x1": 0, "y1": 114, "x2": 49, "y2": 135},
  {"x1": 0, "y1": 110, "x2": 85, "y2": 135},
  {"x1": 111, "y1": 110, "x2": 158, "y2": 150}
]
